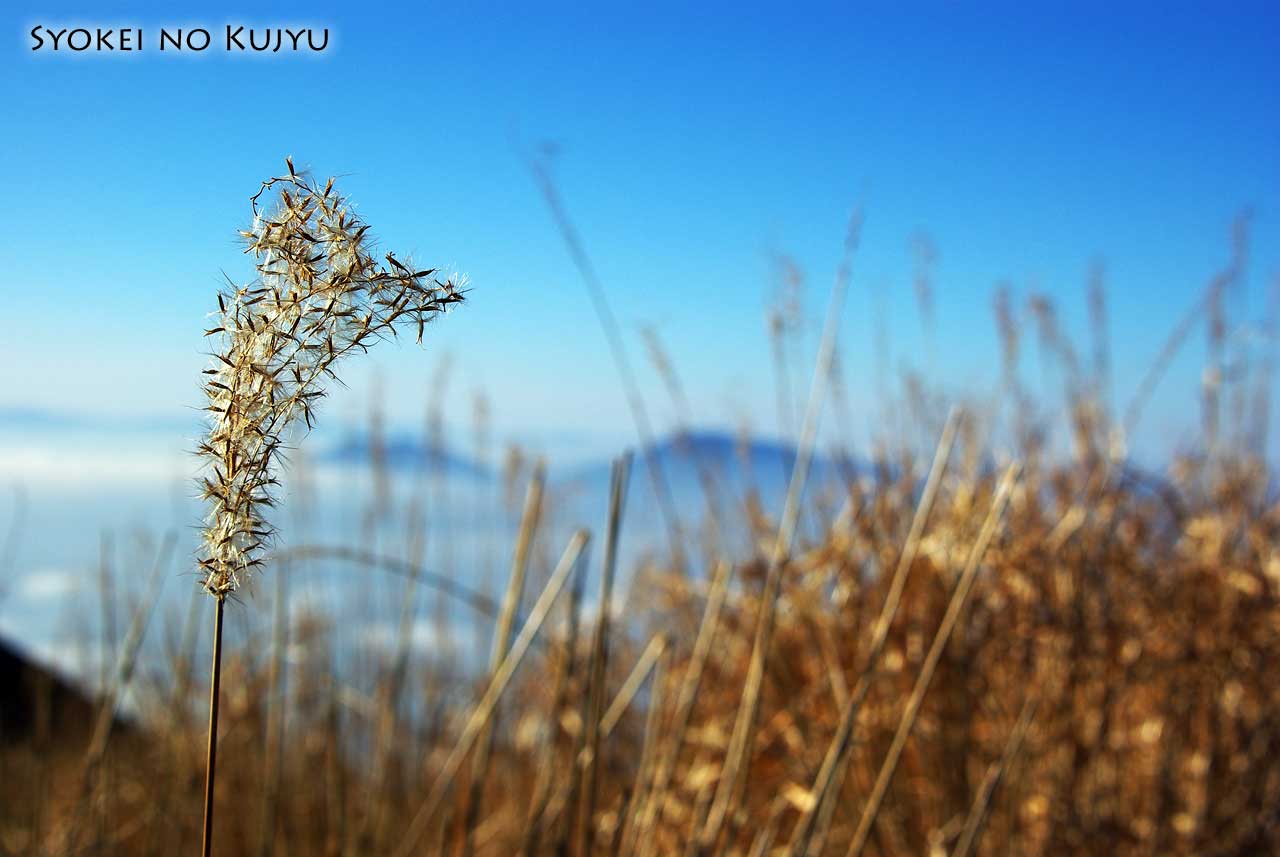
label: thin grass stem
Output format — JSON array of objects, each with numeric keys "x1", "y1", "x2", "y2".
[{"x1": 200, "y1": 595, "x2": 226, "y2": 857}]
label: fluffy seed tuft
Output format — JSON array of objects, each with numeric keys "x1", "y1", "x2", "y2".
[{"x1": 197, "y1": 161, "x2": 465, "y2": 596}]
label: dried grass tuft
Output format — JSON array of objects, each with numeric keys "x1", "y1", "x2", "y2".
[{"x1": 197, "y1": 158, "x2": 465, "y2": 595}]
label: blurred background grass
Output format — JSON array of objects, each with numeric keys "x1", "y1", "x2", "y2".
[{"x1": 2, "y1": 3, "x2": 1280, "y2": 855}]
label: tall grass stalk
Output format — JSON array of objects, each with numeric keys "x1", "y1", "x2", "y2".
[
  {"x1": 459, "y1": 461, "x2": 546, "y2": 857},
  {"x1": 700, "y1": 205, "x2": 862, "y2": 851},
  {"x1": 199, "y1": 596, "x2": 225, "y2": 857},
  {"x1": 60, "y1": 533, "x2": 175, "y2": 855},
  {"x1": 787, "y1": 409, "x2": 961, "y2": 854},
  {"x1": 846, "y1": 463, "x2": 1020, "y2": 857},
  {"x1": 577, "y1": 455, "x2": 633, "y2": 855},
  {"x1": 632, "y1": 559, "x2": 732, "y2": 857},
  {"x1": 195, "y1": 159, "x2": 464, "y2": 855},
  {"x1": 528, "y1": 155, "x2": 686, "y2": 571},
  {"x1": 394, "y1": 531, "x2": 590, "y2": 857},
  {"x1": 950, "y1": 692, "x2": 1039, "y2": 857}
]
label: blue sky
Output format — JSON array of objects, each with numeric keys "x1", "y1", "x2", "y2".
[{"x1": 2, "y1": 1, "x2": 1278, "y2": 459}]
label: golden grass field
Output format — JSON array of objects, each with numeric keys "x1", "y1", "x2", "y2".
[{"x1": 1, "y1": 170, "x2": 1276, "y2": 857}]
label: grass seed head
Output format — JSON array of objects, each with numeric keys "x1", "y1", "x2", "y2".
[{"x1": 197, "y1": 160, "x2": 465, "y2": 596}]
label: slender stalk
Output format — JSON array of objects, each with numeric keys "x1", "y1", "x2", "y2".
[
  {"x1": 617, "y1": 648, "x2": 670, "y2": 857},
  {"x1": 393, "y1": 531, "x2": 590, "y2": 857},
  {"x1": 600, "y1": 633, "x2": 666, "y2": 736},
  {"x1": 632, "y1": 560, "x2": 732, "y2": 857},
  {"x1": 1123, "y1": 270, "x2": 1232, "y2": 438},
  {"x1": 459, "y1": 461, "x2": 546, "y2": 857},
  {"x1": 256, "y1": 560, "x2": 289, "y2": 857},
  {"x1": 528, "y1": 156, "x2": 686, "y2": 571},
  {"x1": 279, "y1": 544, "x2": 499, "y2": 618},
  {"x1": 85, "y1": 533, "x2": 175, "y2": 775},
  {"x1": 59, "y1": 534, "x2": 175, "y2": 856},
  {"x1": 528, "y1": 631, "x2": 668, "y2": 853},
  {"x1": 845, "y1": 463, "x2": 1020, "y2": 857},
  {"x1": 950, "y1": 693, "x2": 1039, "y2": 857},
  {"x1": 578, "y1": 455, "x2": 633, "y2": 856},
  {"x1": 640, "y1": 326, "x2": 737, "y2": 552},
  {"x1": 787, "y1": 409, "x2": 961, "y2": 854},
  {"x1": 520, "y1": 561, "x2": 586, "y2": 857},
  {"x1": 699, "y1": 205, "x2": 863, "y2": 852},
  {"x1": 201, "y1": 596, "x2": 226, "y2": 857}
]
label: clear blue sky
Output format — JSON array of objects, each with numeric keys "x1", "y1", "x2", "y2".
[{"x1": 3, "y1": 1, "x2": 1278, "y2": 459}]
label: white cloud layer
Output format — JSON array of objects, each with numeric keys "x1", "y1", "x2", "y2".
[
  {"x1": 0, "y1": 443, "x2": 187, "y2": 488},
  {"x1": 17, "y1": 568, "x2": 80, "y2": 600}
]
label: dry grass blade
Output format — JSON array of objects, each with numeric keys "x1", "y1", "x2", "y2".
[
  {"x1": 1122, "y1": 214, "x2": 1247, "y2": 441},
  {"x1": 493, "y1": 462, "x2": 548, "y2": 667},
  {"x1": 280, "y1": 544, "x2": 499, "y2": 617},
  {"x1": 640, "y1": 326, "x2": 735, "y2": 551},
  {"x1": 368, "y1": 523, "x2": 430, "y2": 847},
  {"x1": 200, "y1": 596, "x2": 225, "y2": 857},
  {"x1": 528, "y1": 155, "x2": 686, "y2": 570},
  {"x1": 805, "y1": 752, "x2": 850, "y2": 857},
  {"x1": 618, "y1": 647, "x2": 672, "y2": 857},
  {"x1": 949, "y1": 693, "x2": 1039, "y2": 857},
  {"x1": 578, "y1": 454, "x2": 633, "y2": 856},
  {"x1": 788, "y1": 409, "x2": 962, "y2": 854},
  {"x1": 845, "y1": 462, "x2": 1021, "y2": 857},
  {"x1": 255, "y1": 559, "x2": 289, "y2": 857},
  {"x1": 746, "y1": 798, "x2": 788, "y2": 857},
  {"x1": 87, "y1": 534, "x2": 176, "y2": 772},
  {"x1": 60, "y1": 533, "x2": 175, "y2": 855},
  {"x1": 700, "y1": 205, "x2": 862, "y2": 851},
  {"x1": 601, "y1": 632, "x2": 668, "y2": 737},
  {"x1": 531, "y1": 630, "x2": 667, "y2": 854},
  {"x1": 393, "y1": 530, "x2": 590, "y2": 857},
  {"x1": 519, "y1": 560, "x2": 587, "y2": 857},
  {"x1": 633, "y1": 559, "x2": 733, "y2": 857},
  {"x1": 527, "y1": 611, "x2": 665, "y2": 857},
  {"x1": 459, "y1": 461, "x2": 546, "y2": 857}
]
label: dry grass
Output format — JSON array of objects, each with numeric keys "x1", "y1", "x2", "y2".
[
  {"x1": 10, "y1": 414, "x2": 1278, "y2": 857},
  {"x1": 3, "y1": 188, "x2": 1279, "y2": 857},
  {"x1": 193, "y1": 161, "x2": 466, "y2": 856},
  {"x1": 198, "y1": 159, "x2": 465, "y2": 596}
]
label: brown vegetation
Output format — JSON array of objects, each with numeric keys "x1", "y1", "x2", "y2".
[{"x1": 1, "y1": 174, "x2": 1276, "y2": 857}]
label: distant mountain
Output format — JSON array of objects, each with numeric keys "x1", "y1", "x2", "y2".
[
  {"x1": 525, "y1": 429, "x2": 861, "y2": 565},
  {"x1": 323, "y1": 432, "x2": 491, "y2": 479},
  {"x1": 550, "y1": 429, "x2": 859, "y2": 540},
  {"x1": 653, "y1": 430, "x2": 800, "y2": 474},
  {"x1": 321, "y1": 427, "x2": 856, "y2": 492},
  {"x1": 563, "y1": 428, "x2": 853, "y2": 490}
]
